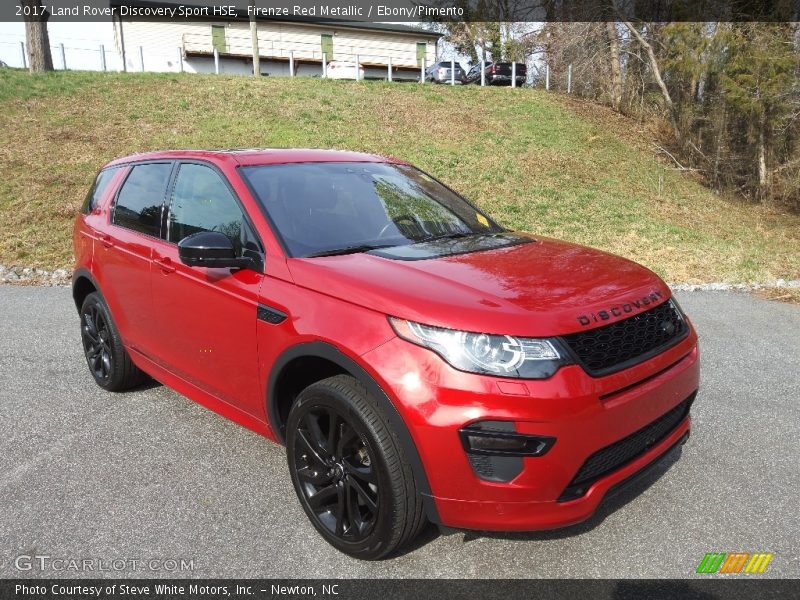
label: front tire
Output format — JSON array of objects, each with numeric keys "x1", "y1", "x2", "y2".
[
  {"x1": 80, "y1": 292, "x2": 146, "y2": 391},
  {"x1": 286, "y1": 375, "x2": 426, "y2": 559}
]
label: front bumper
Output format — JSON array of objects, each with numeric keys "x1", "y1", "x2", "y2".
[{"x1": 361, "y1": 322, "x2": 699, "y2": 530}]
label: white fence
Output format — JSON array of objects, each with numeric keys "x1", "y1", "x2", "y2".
[
  {"x1": 0, "y1": 39, "x2": 122, "y2": 72},
  {"x1": 1, "y1": 39, "x2": 543, "y2": 88}
]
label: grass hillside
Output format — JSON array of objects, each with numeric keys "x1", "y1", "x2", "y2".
[{"x1": 0, "y1": 69, "x2": 798, "y2": 283}]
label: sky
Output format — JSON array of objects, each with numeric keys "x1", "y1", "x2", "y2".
[{"x1": 0, "y1": 22, "x2": 117, "y2": 69}]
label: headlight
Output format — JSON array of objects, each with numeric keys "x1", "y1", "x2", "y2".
[{"x1": 388, "y1": 317, "x2": 567, "y2": 379}]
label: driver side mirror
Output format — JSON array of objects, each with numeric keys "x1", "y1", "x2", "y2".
[{"x1": 178, "y1": 231, "x2": 252, "y2": 269}]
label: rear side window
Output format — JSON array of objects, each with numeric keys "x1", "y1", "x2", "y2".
[
  {"x1": 81, "y1": 167, "x2": 119, "y2": 214},
  {"x1": 112, "y1": 163, "x2": 172, "y2": 237}
]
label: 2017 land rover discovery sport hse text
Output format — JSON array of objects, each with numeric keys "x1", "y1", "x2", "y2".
[{"x1": 73, "y1": 149, "x2": 699, "y2": 559}]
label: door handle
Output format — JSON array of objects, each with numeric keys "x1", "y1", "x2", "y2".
[
  {"x1": 99, "y1": 234, "x2": 114, "y2": 248},
  {"x1": 154, "y1": 257, "x2": 176, "y2": 274}
]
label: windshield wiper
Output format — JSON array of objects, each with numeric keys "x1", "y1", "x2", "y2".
[
  {"x1": 307, "y1": 233, "x2": 484, "y2": 257},
  {"x1": 418, "y1": 232, "x2": 478, "y2": 243},
  {"x1": 306, "y1": 243, "x2": 396, "y2": 258}
]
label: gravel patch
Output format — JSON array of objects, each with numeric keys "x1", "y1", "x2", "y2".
[{"x1": 0, "y1": 264, "x2": 72, "y2": 286}]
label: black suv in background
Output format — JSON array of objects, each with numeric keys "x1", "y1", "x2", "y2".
[
  {"x1": 466, "y1": 62, "x2": 527, "y2": 86},
  {"x1": 425, "y1": 61, "x2": 467, "y2": 84}
]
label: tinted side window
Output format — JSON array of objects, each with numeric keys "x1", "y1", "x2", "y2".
[
  {"x1": 82, "y1": 167, "x2": 120, "y2": 214},
  {"x1": 113, "y1": 163, "x2": 172, "y2": 237},
  {"x1": 168, "y1": 163, "x2": 244, "y2": 253}
]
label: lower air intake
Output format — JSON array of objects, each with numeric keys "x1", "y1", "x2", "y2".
[{"x1": 558, "y1": 391, "x2": 695, "y2": 502}]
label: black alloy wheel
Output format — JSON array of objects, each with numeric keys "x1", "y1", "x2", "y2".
[
  {"x1": 293, "y1": 405, "x2": 379, "y2": 541},
  {"x1": 79, "y1": 292, "x2": 146, "y2": 391},
  {"x1": 286, "y1": 375, "x2": 426, "y2": 559},
  {"x1": 81, "y1": 303, "x2": 113, "y2": 382}
]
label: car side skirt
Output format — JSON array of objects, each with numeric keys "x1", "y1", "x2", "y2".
[{"x1": 128, "y1": 347, "x2": 275, "y2": 440}]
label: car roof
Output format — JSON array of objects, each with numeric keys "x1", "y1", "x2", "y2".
[{"x1": 104, "y1": 148, "x2": 405, "y2": 168}]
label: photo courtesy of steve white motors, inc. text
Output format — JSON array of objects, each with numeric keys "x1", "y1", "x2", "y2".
[{"x1": 14, "y1": 583, "x2": 340, "y2": 597}]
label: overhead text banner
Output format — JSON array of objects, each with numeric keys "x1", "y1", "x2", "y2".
[{"x1": 5, "y1": 0, "x2": 800, "y2": 23}]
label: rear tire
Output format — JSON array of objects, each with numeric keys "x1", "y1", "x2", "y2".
[
  {"x1": 286, "y1": 375, "x2": 426, "y2": 559},
  {"x1": 79, "y1": 292, "x2": 146, "y2": 392}
]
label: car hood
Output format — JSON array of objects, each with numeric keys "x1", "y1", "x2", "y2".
[{"x1": 287, "y1": 234, "x2": 671, "y2": 337}]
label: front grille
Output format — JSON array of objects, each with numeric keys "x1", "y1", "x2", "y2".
[
  {"x1": 561, "y1": 299, "x2": 688, "y2": 376},
  {"x1": 557, "y1": 392, "x2": 695, "y2": 502}
]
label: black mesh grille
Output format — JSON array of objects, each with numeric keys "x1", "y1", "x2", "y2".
[
  {"x1": 558, "y1": 393, "x2": 695, "y2": 502},
  {"x1": 468, "y1": 454, "x2": 494, "y2": 478},
  {"x1": 562, "y1": 300, "x2": 687, "y2": 376}
]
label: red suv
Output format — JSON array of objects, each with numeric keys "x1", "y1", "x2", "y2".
[{"x1": 73, "y1": 149, "x2": 699, "y2": 559}]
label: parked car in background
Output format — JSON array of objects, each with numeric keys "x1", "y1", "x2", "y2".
[
  {"x1": 326, "y1": 60, "x2": 365, "y2": 80},
  {"x1": 425, "y1": 61, "x2": 467, "y2": 84},
  {"x1": 466, "y1": 62, "x2": 527, "y2": 86}
]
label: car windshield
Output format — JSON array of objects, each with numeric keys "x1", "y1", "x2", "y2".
[{"x1": 241, "y1": 162, "x2": 502, "y2": 257}]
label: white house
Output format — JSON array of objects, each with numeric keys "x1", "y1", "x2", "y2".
[{"x1": 111, "y1": 2, "x2": 442, "y2": 79}]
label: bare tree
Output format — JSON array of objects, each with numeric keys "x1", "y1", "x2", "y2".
[
  {"x1": 605, "y1": 21, "x2": 622, "y2": 110},
  {"x1": 612, "y1": 0, "x2": 680, "y2": 140},
  {"x1": 19, "y1": 0, "x2": 53, "y2": 72},
  {"x1": 529, "y1": 7, "x2": 799, "y2": 208},
  {"x1": 532, "y1": 22, "x2": 611, "y2": 98},
  {"x1": 249, "y1": 0, "x2": 259, "y2": 76}
]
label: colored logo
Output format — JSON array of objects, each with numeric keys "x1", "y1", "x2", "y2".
[{"x1": 696, "y1": 552, "x2": 774, "y2": 574}]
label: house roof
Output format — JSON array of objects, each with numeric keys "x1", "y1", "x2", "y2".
[{"x1": 109, "y1": 0, "x2": 443, "y2": 37}]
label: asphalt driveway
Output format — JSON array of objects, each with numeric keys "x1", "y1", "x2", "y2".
[{"x1": 0, "y1": 286, "x2": 797, "y2": 578}]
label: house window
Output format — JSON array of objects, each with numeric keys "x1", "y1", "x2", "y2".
[
  {"x1": 321, "y1": 34, "x2": 334, "y2": 60},
  {"x1": 211, "y1": 25, "x2": 226, "y2": 53},
  {"x1": 416, "y1": 42, "x2": 427, "y2": 67}
]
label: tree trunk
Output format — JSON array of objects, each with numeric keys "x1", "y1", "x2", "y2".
[
  {"x1": 712, "y1": 106, "x2": 726, "y2": 187},
  {"x1": 249, "y1": 0, "x2": 259, "y2": 76},
  {"x1": 605, "y1": 21, "x2": 622, "y2": 110},
  {"x1": 20, "y1": 0, "x2": 53, "y2": 72},
  {"x1": 612, "y1": 1, "x2": 681, "y2": 142},
  {"x1": 757, "y1": 111, "x2": 768, "y2": 201}
]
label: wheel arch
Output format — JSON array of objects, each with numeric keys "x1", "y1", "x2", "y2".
[
  {"x1": 267, "y1": 341, "x2": 440, "y2": 523},
  {"x1": 72, "y1": 267, "x2": 101, "y2": 313}
]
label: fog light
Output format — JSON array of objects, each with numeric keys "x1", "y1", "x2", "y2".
[
  {"x1": 459, "y1": 426, "x2": 556, "y2": 457},
  {"x1": 467, "y1": 435, "x2": 529, "y2": 452}
]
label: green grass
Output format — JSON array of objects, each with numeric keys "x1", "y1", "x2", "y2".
[{"x1": 1, "y1": 68, "x2": 798, "y2": 283}]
